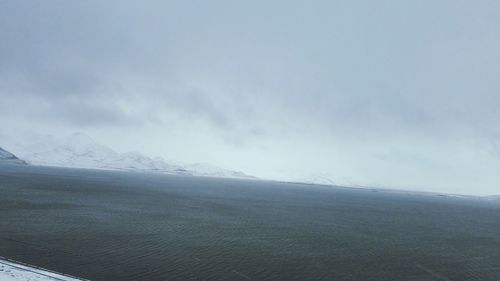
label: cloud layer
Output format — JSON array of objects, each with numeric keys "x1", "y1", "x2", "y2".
[{"x1": 1, "y1": 0, "x2": 500, "y2": 194}]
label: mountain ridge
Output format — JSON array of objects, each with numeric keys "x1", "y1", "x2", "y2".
[
  {"x1": 4, "y1": 133, "x2": 255, "y2": 180},
  {"x1": 0, "y1": 147, "x2": 27, "y2": 165}
]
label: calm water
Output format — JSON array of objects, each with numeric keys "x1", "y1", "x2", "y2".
[{"x1": 1, "y1": 164, "x2": 500, "y2": 281}]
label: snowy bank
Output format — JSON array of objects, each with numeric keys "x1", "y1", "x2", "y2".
[{"x1": 0, "y1": 257, "x2": 87, "y2": 281}]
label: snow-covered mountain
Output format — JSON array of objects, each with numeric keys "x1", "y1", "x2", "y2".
[
  {"x1": 182, "y1": 162, "x2": 254, "y2": 179},
  {"x1": 5, "y1": 133, "x2": 254, "y2": 179},
  {"x1": 0, "y1": 147, "x2": 27, "y2": 165},
  {"x1": 293, "y1": 174, "x2": 337, "y2": 186}
]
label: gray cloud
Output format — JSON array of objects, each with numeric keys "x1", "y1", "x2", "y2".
[{"x1": 1, "y1": 0, "x2": 500, "y2": 194}]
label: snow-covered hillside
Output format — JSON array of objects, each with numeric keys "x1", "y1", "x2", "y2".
[
  {"x1": 4, "y1": 133, "x2": 254, "y2": 179},
  {"x1": 0, "y1": 147, "x2": 27, "y2": 165},
  {"x1": 293, "y1": 174, "x2": 337, "y2": 186},
  {"x1": 183, "y1": 162, "x2": 254, "y2": 179}
]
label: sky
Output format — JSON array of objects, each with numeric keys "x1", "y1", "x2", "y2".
[{"x1": 1, "y1": 0, "x2": 500, "y2": 195}]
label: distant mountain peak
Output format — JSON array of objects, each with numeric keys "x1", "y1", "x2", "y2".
[
  {"x1": 8, "y1": 132, "x2": 255, "y2": 179},
  {"x1": 0, "y1": 147, "x2": 27, "y2": 165},
  {"x1": 294, "y1": 174, "x2": 336, "y2": 186}
]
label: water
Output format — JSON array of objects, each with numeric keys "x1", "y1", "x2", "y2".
[{"x1": 1, "y1": 164, "x2": 500, "y2": 281}]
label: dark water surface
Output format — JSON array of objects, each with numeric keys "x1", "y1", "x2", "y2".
[{"x1": 1, "y1": 164, "x2": 500, "y2": 281}]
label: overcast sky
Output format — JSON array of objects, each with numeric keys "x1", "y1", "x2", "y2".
[{"x1": 1, "y1": 1, "x2": 500, "y2": 195}]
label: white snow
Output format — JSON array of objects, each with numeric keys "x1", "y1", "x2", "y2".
[
  {"x1": 0, "y1": 258, "x2": 86, "y2": 281},
  {"x1": 294, "y1": 174, "x2": 337, "y2": 186},
  {"x1": 4, "y1": 132, "x2": 254, "y2": 179},
  {"x1": 182, "y1": 162, "x2": 254, "y2": 178}
]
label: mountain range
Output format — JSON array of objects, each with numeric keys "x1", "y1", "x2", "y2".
[
  {"x1": 1, "y1": 133, "x2": 340, "y2": 185},
  {"x1": 2, "y1": 133, "x2": 255, "y2": 179}
]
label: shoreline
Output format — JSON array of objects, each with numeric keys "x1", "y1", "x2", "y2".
[{"x1": 0, "y1": 257, "x2": 88, "y2": 281}]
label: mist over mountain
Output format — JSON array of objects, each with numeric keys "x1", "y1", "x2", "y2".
[
  {"x1": 1, "y1": 1, "x2": 499, "y2": 195},
  {"x1": 0, "y1": 147, "x2": 27, "y2": 165},
  {"x1": 3, "y1": 133, "x2": 255, "y2": 179}
]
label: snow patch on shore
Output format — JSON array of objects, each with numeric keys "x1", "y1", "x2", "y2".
[{"x1": 0, "y1": 258, "x2": 86, "y2": 281}]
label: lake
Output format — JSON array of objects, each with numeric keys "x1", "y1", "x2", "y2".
[{"x1": 1, "y1": 164, "x2": 500, "y2": 281}]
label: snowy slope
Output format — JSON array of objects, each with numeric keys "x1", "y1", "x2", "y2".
[
  {"x1": 292, "y1": 174, "x2": 337, "y2": 186},
  {"x1": 0, "y1": 258, "x2": 86, "y2": 281},
  {"x1": 183, "y1": 162, "x2": 256, "y2": 179},
  {"x1": 12, "y1": 133, "x2": 175, "y2": 171},
  {"x1": 0, "y1": 147, "x2": 27, "y2": 165},
  {"x1": 7, "y1": 133, "x2": 253, "y2": 179}
]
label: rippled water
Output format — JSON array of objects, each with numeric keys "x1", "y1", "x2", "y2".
[{"x1": 1, "y1": 164, "x2": 500, "y2": 281}]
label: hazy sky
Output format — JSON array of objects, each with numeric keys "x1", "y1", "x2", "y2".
[{"x1": 1, "y1": 1, "x2": 500, "y2": 195}]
